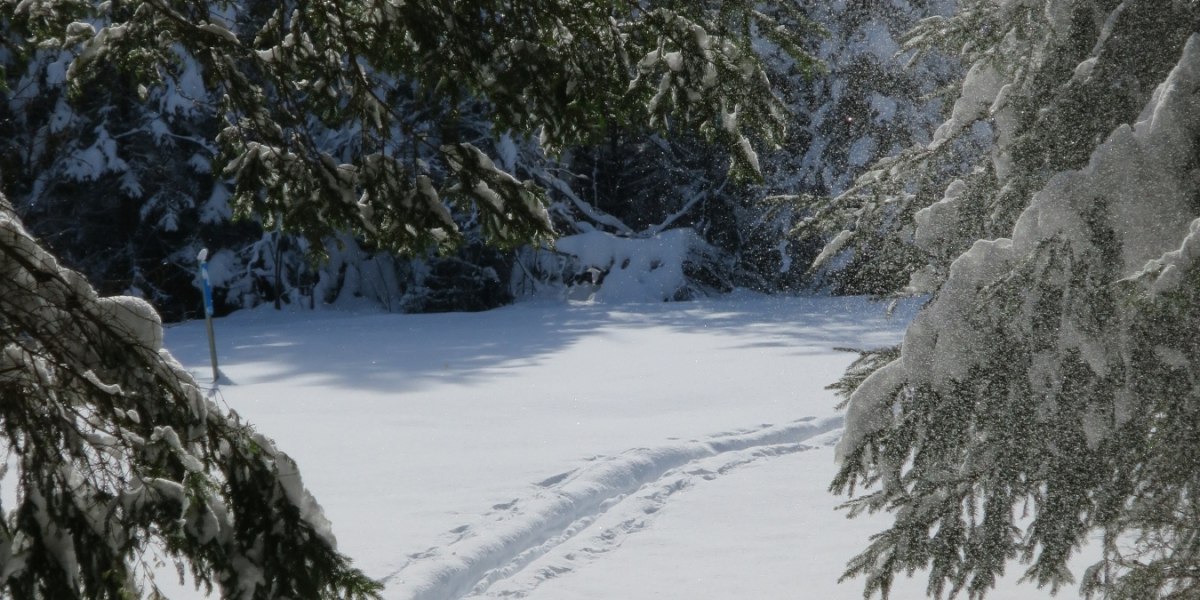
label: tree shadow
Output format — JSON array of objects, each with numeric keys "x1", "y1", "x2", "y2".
[{"x1": 162, "y1": 294, "x2": 918, "y2": 394}]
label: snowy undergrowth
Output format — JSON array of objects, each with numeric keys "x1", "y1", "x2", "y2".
[{"x1": 516, "y1": 229, "x2": 721, "y2": 304}]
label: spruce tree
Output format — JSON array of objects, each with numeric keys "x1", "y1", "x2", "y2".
[
  {"x1": 0, "y1": 194, "x2": 382, "y2": 598},
  {"x1": 830, "y1": 2, "x2": 1200, "y2": 598},
  {"x1": 25, "y1": 0, "x2": 816, "y2": 254},
  {"x1": 751, "y1": 0, "x2": 962, "y2": 295}
]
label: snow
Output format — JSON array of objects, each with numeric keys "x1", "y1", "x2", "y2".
[
  {"x1": 989, "y1": 82, "x2": 1018, "y2": 180},
  {"x1": 63, "y1": 127, "x2": 129, "y2": 181},
  {"x1": 274, "y1": 453, "x2": 339, "y2": 550},
  {"x1": 29, "y1": 487, "x2": 81, "y2": 591},
  {"x1": 856, "y1": 20, "x2": 901, "y2": 63},
  {"x1": 48, "y1": 97, "x2": 73, "y2": 133},
  {"x1": 834, "y1": 359, "x2": 903, "y2": 465},
  {"x1": 929, "y1": 61, "x2": 1004, "y2": 150},
  {"x1": 811, "y1": 229, "x2": 853, "y2": 271},
  {"x1": 913, "y1": 178, "x2": 966, "y2": 252},
  {"x1": 162, "y1": 48, "x2": 206, "y2": 115},
  {"x1": 1071, "y1": 57, "x2": 1097, "y2": 84},
  {"x1": 1012, "y1": 34, "x2": 1200, "y2": 278},
  {"x1": 1144, "y1": 217, "x2": 1200, "y2": 295},
  {"x1": 160, "y1": 294, "x2": 1085, "y2": 599},
  {"x1": 495, "y1": 134, "x2": 519, "y2": 172},
  {"x1": 200, "y1": 183, "x2": 232, "y2": 224},
  {"x1": 95, "y1": 295, "x2": 163, "y2": 350},
  {"x1": 868, "y1": 93, "x2": 898, "y2": 123},
  {"x1": 81, "y1": 369, "x2": 123, "y2": 395},
  {"x1": 43, "y1": 52, "x2": 71, "y2": 86},
  {"x1": 553, "y1": 229, "x2": 704, "y2": 302},
  {"x1": 846, "y1": 135, "x2": 877, "y2": 168},
  {"x1": 664, "y1": 51, "x2": 683, "y2": 72},
  {"x1": 198, "y1": 248, "x2": 238, "y2": 292}
]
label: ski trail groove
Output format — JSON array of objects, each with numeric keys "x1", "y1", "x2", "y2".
[
  {"x1": 470, "y1": 441, "x2": 819, "y2": 599},
  {"x1": 383, "y1": 416, "x2": 843, "y2": 600}
]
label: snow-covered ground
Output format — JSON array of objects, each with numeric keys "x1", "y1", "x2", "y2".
[{"x1": 163, "y1": 294, "x2": 1087, "y2": 599}]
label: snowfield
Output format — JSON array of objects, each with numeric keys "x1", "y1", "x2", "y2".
[{"x1": 163, "y1": 294, "x2": 1086, "y2": 599}]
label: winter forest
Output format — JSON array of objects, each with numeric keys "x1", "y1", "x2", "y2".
[{"x1": 3, "y1": 0, "x2": 1200, "y2": 598}]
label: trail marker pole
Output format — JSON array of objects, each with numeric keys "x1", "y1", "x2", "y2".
[{"x1": 198, "y1": 248, "x2": 219, "y2": 383}]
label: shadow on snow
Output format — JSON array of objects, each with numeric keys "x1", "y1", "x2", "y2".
[{"x1": 162, "y1": 294, "x2": 917, "y2": 394}]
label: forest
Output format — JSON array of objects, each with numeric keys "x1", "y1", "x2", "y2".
[{"x1": 2, "y1": 0, "x2": 1200, "y2": 598}]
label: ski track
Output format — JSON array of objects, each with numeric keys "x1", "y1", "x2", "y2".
[{"x1": 382, "y1": 416, "x2": 844, "y2": 600}]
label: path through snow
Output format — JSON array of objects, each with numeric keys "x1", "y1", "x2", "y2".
[{"x1": 385, "y1": 417, "x2": 842, "y2": 600}]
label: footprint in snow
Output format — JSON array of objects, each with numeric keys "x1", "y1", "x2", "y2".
[{"x1": 535, "y1": 470, "x2": 573, "y2": 488}]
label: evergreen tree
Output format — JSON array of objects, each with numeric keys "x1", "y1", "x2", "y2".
[
  {"x1": 755, "y1": 0, "x2": 962, "y2": 295},
  {"x1": 0, "y1": 194, "x2": 381, "y2": 598},
  {"x1": 35, "y1": 0, "x2": 815, "y2": 253},
  {"x1": 0, "y1": 2, "x2": 517, "y2": 319},
  {"x1": 1, "y1": 0, "x2": 815, "y2": 596},
  {"x1": 0, "y1": 17, "x2": 230, "y2": 319},
  {"x1": 830, "y1": 2, "x2": 1200, "y2": 598},
  {"x1": 522, "y1": 0, "x2": 960, "y2": 299}
]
